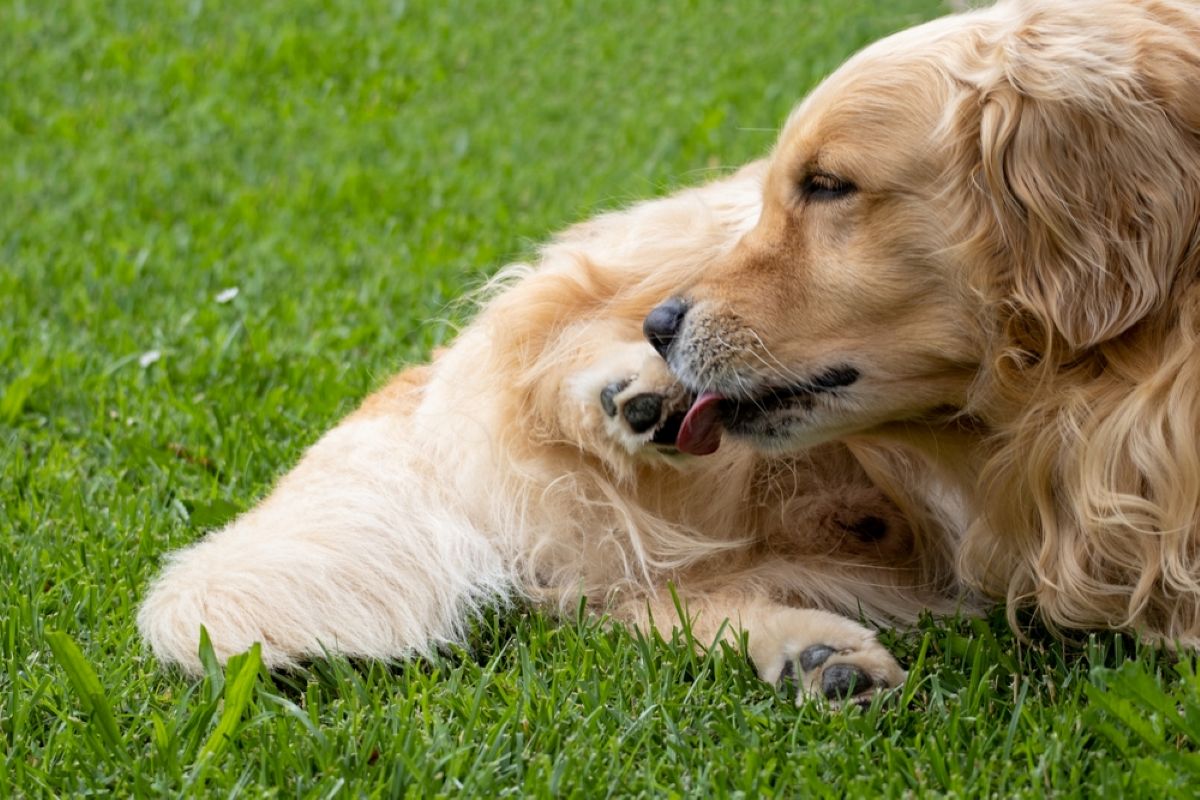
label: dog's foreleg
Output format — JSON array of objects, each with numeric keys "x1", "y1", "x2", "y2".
[{"x1": 614, "y1": 588, "x2": 905, "y2": 705}]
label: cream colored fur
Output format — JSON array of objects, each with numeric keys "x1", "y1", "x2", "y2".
[{"x1": 139, "y1": 164, "x2": 962, "y2": 702}]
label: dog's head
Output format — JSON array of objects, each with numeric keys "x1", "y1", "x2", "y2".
[{"x1": 649, "y1": 0, "x2": 1200, "y2": 455}]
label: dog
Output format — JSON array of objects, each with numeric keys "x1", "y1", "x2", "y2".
[
  {"x1": 139, "y1": 162, "x2": 966, "y2": 704},
  {"x1": 647, "y1": 0, "x2": 1200, "y2": 647}
]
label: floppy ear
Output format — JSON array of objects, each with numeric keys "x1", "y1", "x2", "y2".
[{"x1": 976, "y1": 12, "x2": 1200, "y2": 352}]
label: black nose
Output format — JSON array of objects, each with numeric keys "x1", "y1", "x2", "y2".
[{"x1": 643, "y1": 297, "x2": 689, "y2": 357}]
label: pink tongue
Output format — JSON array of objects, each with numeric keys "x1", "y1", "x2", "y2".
[{"x1": 676, "y1": 391, "x2": 725, "y2": 455}]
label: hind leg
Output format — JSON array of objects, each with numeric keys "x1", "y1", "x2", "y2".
[{"x1": 138, "y1": 369, "x2": 509, "y2": 674}]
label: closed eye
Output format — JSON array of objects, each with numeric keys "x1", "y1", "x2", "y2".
[{"x1": 801, "y1": 172, "x2": 857, "y2": 201}]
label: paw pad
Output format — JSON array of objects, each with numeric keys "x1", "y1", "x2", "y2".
[
  {"x1": 622, "y1": 393, "x2": 663, "y2": 433},
  {"x1": 820, "y1": 663, "x2": 875, "y2": 699},
  {"x1": 775, "y1": 642, "x2": 890, "y2": 705},
  {"x1": 799, "y1": 645, "x2": 835, "y2": 672},
  {"x1": 600, "y1": 380, "x2": 630, "y2": 418},
  {"x1": 597, "y1": 375, "x2": 690, "y2": 448}
]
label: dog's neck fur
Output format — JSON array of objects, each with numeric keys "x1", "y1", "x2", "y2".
[{"x1": 855, "y1": 417, "x2": 987, "y2": 502}]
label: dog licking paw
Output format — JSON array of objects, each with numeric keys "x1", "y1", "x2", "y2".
[
  {"x1": 572, "y1": 342, "x2": 693, "y2": 454},
  {"x1": 599, "y1": 374, "x2": 691, "y2": 449}
]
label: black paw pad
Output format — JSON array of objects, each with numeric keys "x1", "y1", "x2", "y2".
[
  {"x1": 799, "y1": 645, "x2": 835, "y2": 672},
  {"x1": 600, "y1": 380, "x2": 630, "y2": 418},
  {"x1": 821, "y1": 663, "x2": 875, "y2": 700},
  {"x1": 622, "y1": 393, "x2": 663, "y2": 433},
  {"x1": 777, "y1": 659, "x2": 796, "y2": 686}
]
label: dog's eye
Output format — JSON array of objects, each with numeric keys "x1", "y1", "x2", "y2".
[{"x1": 801, "y1": 172, "x2": 857, "y2": 201}]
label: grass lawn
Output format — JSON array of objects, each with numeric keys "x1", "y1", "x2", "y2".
[{"x1": 3, "y1": 0, "x2": 1200, "y2": 795}]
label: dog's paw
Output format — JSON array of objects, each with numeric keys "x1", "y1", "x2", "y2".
[
  {"x1": 580, "y1": 344, "x2": 693, "y2": 453},
  {"x1": 774, "y1": 641, "x2": 903, "y2": 706},
  {"x1": 753, "y1": 610, "x2": 905, "y2": 707},
  {"x1": 599, "y1": 377, "x2": 690, "y2": 448}
]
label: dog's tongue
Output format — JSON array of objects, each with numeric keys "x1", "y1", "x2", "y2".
[{"x1": 676, "y1": 391, "x2": 725, "y2": 455}]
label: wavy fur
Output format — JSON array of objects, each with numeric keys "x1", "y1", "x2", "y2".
[{"x1": 663, "y1": 0, "x2": 1200, "y2": 648}]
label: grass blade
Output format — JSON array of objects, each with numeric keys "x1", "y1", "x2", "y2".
[
  {"x1": 44, "y1": 630, "x2": 129, "y2": 765},
  {"x1": 199, "y1": 643, "x2": 262, "y2": 762}
]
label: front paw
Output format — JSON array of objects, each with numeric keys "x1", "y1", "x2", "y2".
[
  {"x1": 753, "y1": 611, "x2": 905, "y2": 707},
  {"x1": 580, "y1": 344, "x2": 692, "y2": 453},
  {"x1": 599, "y1": 376, "x2": 690, "y2": 447},
  {"x1": 777, "y1": 642, "x2": 903, "y2": 705}
]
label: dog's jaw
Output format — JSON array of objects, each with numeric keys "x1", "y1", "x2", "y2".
[{"x1": 672, "y1": 358, "x2": 867, "y2": 455}]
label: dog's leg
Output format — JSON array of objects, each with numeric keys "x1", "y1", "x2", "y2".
[
  {"x1": 614, "y1": 589, "x2": 905, "y2": 706},
  {"x1": 138, "y1": 367, "x2": 511, "y2": 675}
]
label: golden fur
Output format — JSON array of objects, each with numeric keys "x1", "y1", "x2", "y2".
[
  {"x1": 661, "y1": 0, "x2": 1200, "y2": 646},
  {"x1": 140, "y1": 0, "x2": 1197, "y2": 702},
  {"x1": 139, "y1": 163, "x2": 959, "y2": 702}
]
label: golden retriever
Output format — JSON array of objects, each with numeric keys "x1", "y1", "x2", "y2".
[
  {"x1": 649, "y1": 0, "x2": 1200, "y2": 647},
  {"x1": 139, "y1": 163, "x2": 962, "y2": 704}
]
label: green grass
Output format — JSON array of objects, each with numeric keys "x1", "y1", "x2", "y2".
[{"x1": 3, "y1": 0, "x2": 1199, "y2": 795}]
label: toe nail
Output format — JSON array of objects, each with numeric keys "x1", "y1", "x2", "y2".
[
  {"x1": 821, "y1": 663, "x2": 875, "y2": 699},
  {"x1": 622, "y1": 393, "x2": 662, "y2": 433},
  {"x1": 799, "y1": 645, "x2": 835, "y2": 672},
  {"x1": 778, "y1": 660, "x2": 796, "y2": 685}
]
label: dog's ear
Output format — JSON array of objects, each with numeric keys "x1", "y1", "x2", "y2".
[{"x1": 975, "y1": 8, "x2": 1200, "y2": 353}]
